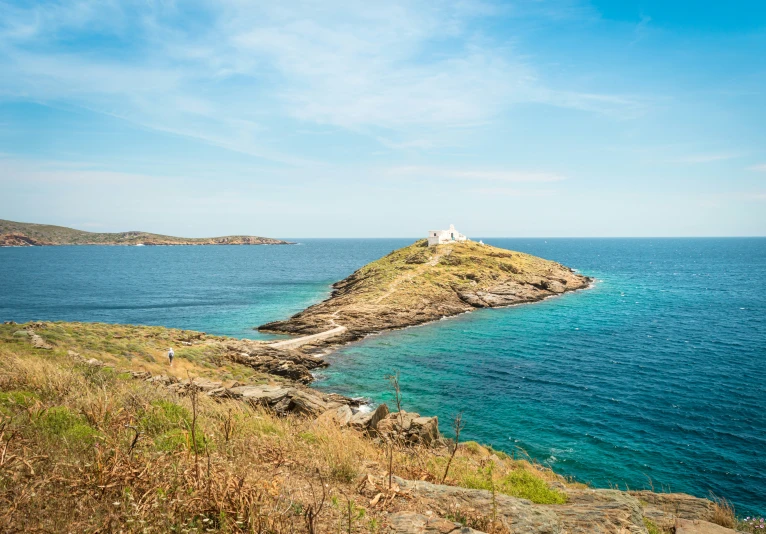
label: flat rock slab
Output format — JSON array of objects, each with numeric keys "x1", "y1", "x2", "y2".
[
  {"x1": 550, "y1": 488, "x2": 646, "y2": 534},
  {"x1": 392, "y1": 476, "x2": 561, "y2": 533},
  {"x1": 675, "y1": 518, "x2": 739, "y2": 534},
  {"x1": 386, "y1": 512, "x2": 484, "y2": 534}
]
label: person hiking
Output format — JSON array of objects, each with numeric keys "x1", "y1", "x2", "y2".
[{"x1": 167, "y1": 347, "x2": 174, "y2": 366}]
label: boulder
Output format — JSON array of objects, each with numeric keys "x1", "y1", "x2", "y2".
[
  {"x1": 30, "y1": 333, "x2": 53, "y2": 350},
  {"x1": 350, "y1": 403, "x2": 390, "y2": 431},
  {"x1": 276, "y1": 388, "x2": 331, "y2": 417},
  {"x1": 147, "y1": 375, "x2": 179, "y2": 385},
  {"x1": 377, "y1": 411, "x2": 441, "y2": 446},
  {"x1": 318, "y1": 405, "x2": 353, "y2": 426},
  {"x1": 409, "y1": 416, "x2": 440, "y2": 446}
]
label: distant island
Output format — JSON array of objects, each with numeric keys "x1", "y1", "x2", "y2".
[
  {"x1": 0, "y1": 219, "x2": 294, "y2": 246},
  {"x1": 259, "y1": 227, "x2": 592, "y2": 348}
]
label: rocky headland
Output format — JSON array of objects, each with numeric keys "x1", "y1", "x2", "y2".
[
  {"x1": 0, "y1": 218, "x2": 293, "y2": 246},
  {"x1": 259, "y1": 239, "x2": 591, "y2": 347}
]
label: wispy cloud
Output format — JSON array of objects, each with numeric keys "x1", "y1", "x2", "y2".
[
  {"x1": 387, "y1": 166, "x2": 567, "y2": 182},
  {"x1": 747, "y1": 163, "x2": 766, "y2": 172},
  {"x1": 0, "y1": 0, "x2": 647, "y2": 159}
]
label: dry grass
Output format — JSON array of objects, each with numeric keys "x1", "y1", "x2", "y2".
[
  {"x1": 0, "y1": 322, "x2": 573, "y2": 533},
  {"x1": 709, "y1": 494, "x2": 737, "y2": 529}
]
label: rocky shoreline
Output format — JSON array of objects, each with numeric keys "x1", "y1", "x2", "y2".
[{"x1": 4, "y1": 321, "x2": 742, "y2": 533}]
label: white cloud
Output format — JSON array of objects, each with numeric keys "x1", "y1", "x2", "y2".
[
  {"x1": 0, "y1": 0, "x2": 646, "y2": 159},
  {"x1": 747, "y1": 163, "x2": 766, "y2": 172}
]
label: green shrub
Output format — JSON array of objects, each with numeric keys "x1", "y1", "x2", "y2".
[
  {"x1": 0, "y1": 390, "x2": 40, "y2": 409},
  {"x1": 643, "y1": 518, "x2": 662, "y2": 534},
  {"x1": 497, "y1": 470, "x2": 566, "y2": 504},
  {"x1": 155, "y1": 429, "x2": 187, "y2": 451},
  {"x1": 461, "y1": 466, "x2": 566, "y2": 504},
  {"x1": 35, "y1": 406, "x2": 99, "y2": 446},
  {"x1": 139, "y1": 400, "x2": 190, "y2": 436}
]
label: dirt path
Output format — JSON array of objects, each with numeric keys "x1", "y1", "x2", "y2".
[
  {"x1": 269, "y1": 325, "x2": 347, "y2": 349},
  {"x1": 373, "y1": 247, "x2": 449, "y2": 304}
]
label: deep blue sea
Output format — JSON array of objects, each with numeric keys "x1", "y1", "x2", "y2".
[{"x1": 1, "y1": 238, "x2": 764, "y2": 515}]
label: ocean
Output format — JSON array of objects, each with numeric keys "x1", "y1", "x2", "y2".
[{"x1": 1, "y1": 238, "x2": 764, "y2": 515}]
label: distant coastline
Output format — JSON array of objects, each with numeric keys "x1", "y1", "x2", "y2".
[{"x1": 0, "y1": 219, "x2": 294, "y2": 247}]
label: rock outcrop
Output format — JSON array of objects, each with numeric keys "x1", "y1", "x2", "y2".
[
  {"x1": 389, "y1": 477, "x2": 727, "y2": 534},
  {"x1": 630, "y1": 490, "x2": 717, "y2": 530},
  {"x1": 12, "y1": 328, "x2": 53, "y2": 350},
  {"x1": 375, "y1": 410, "x2": 441, "y2": 446},
  {"x1": 223, "y1": 340, "x2": 328, "y2": 384}
]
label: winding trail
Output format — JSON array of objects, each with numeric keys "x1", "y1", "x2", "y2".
[{"x1": 373, "y1": 247, "x2": 449, "y2": 304}]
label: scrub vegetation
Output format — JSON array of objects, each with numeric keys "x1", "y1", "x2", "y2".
[{"x1": 0, "y1": 321, "x2": 572, "y2": 533}]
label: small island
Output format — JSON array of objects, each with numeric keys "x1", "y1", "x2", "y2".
[
  {"x1": 0, "y1": 219, "x2": 294, "y2": 246},
  {"x1": 259, "y1": 225, "x2": 591, "y2": 348}
]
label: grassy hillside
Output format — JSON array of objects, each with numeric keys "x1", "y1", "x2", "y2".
[
  {"x1": 0, "y1": 219, "x2": 292, "y2": 246},
  {"x1": 0, "y1": 321, "x2": 587, "y2": 533},
  {"x1": 260, "y1": 239, "x2": 590, "y2": 338}
]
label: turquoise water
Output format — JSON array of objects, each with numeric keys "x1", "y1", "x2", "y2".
[{"x1": 1, "y1": 238, "x2": 764, "y2": 514}]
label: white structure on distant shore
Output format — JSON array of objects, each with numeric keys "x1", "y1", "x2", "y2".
[{"x1": 427, "y1": 224, "x2": 467, "y2": 246}]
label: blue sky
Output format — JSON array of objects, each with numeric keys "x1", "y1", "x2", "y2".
[{"x1": 1, "y1": 0, "x2": 765, "y2": 237}]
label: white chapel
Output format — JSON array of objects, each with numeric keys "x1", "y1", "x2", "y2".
[{"x1": 427, "y1": 224, "x2": 467, "y2": 246}]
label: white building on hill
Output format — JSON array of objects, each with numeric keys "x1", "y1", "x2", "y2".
[{"x1": 427, "y1": 224, "x2": 467, "y2": 246}]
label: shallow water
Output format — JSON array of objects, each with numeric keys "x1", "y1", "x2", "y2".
[{"x1": 1, "y1": 238, "x2": 764, "y2": 514}]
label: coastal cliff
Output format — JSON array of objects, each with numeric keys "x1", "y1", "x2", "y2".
[
  {"x1": 259, "y1": 239, "x2": 591, "y2": 341},
  {"x1": 0, "y1": 218, "x2": 293, "y2": 246}
]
